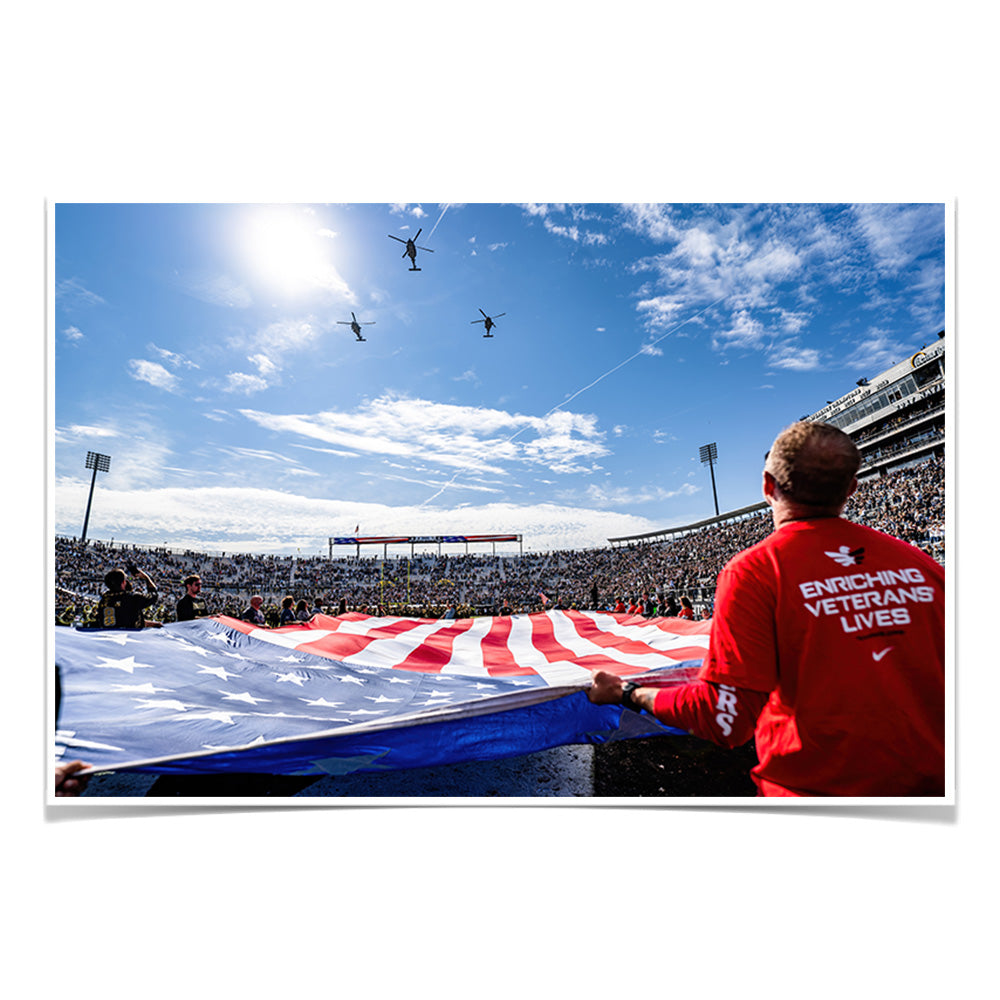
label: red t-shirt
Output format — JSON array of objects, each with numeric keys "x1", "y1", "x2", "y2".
[{"x1": 684, "y1": 517, "x2": 944, "y2": 796}]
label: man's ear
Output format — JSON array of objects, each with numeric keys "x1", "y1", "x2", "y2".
[
  {"x1": 845, "y1": 475, "x2": 858, "y2": 499},
  {"x1": 762, "y1": 469, "x2": 778, "y2": 502}
]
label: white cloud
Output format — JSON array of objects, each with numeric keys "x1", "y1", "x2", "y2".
[
  {"x1": 767, "y1": 345, "x2": 823, "y2": 371},
  {"x1": 127, "y1": 359, "x2": 180, "y2": 392},
  {"x1": 223, "y1": 372, "x2": 270, "y2": 395},
  {"x1": 713, "y1": 309, "x2": 767, "y2": 350},
  {"x1": 63, "y1": 325, "x2": 84, "y2": 343},
  {"x1": 55, "y1": 423, "x2": 121, "y2": 443},
  {"x1": 238, "y1": 394, "x2": 610, "y2": 478},
  {"x1": 149, "y1": 344, "x2": 199, "y2": 370},
  {"x1": 843, "y1": 329, "x2": 914, "y2": 374},
  {"x1": 621, "y1": 204, "x2": 680, "y2": 242},
  {"x1": 583, "y1": 481, "x2": 698, "y2": 507},
  {"x1": 390, "y1": 204, "x2": 427, "y2": 219},
  {"x1": 851, "y1": 203, "x2": 943, "y2": 276},
  {"x1": 52, "y1": 484, "x2": 668, "y2": 556},
  {"x1": 541, "y1": 216, "x2": 608, "y2": 246},
  {"x1": 56, "y1": 277, "x2": 105, "y2": 307}
]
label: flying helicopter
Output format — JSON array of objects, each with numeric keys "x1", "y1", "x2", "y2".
[
  {"x1": 337, "y1": 312, "x2": 376, "y2": 342},
  {"x1": 387, "y1": 228, "x2": 434, "y2": 271},
  {"x1": 471, "y1": 308, "x2": 505, "y2": 337}
]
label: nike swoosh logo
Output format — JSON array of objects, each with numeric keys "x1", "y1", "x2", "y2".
[{"x1": 872, "y1": 648, "x2": 893, "y2": 662}]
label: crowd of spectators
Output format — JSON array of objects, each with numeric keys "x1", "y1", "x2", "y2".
[{"x1": 54, "y1": 456, "x2": 945, "y2": 626}]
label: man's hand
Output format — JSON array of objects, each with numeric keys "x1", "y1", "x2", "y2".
[
  {"x1": 54, "y1": 760, "x2": 91, "y2": 797},
  {"x1": 587, "y1": 669, "x2": 625, "y2": 705}
]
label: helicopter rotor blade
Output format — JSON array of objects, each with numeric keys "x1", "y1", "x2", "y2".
[
  {"x1": 493, "y1": 313, "x2": 505, "y2": 319},
  {"x1": 414, "y1": 228, "x2": 422, "y2": 240},
  {"x1": 479, "y1": 308, "x2": 488, "y2": 318},
  {"x1": 387, "y1": 234, "x2": 406, "y2": 243},
  {"x1": 416, "y1": 246, "x2": 434, "y2": 252}
]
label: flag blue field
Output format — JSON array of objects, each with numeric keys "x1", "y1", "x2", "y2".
[{"x1": 54, "y1": 612, "x2": 708, "y2": 777}]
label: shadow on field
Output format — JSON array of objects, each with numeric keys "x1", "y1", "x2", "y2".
[{"x1": 593, "y1": 735, "x2": 759, "y2": 797}]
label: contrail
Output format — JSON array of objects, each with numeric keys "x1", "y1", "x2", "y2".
[
  {"x1": 426, "y1": 204, "x2": 449, "y2": 242},
  {"x1": 417, "y1": 294, "x2": 727, "y2": 507},
  {"x1": 536, "y1": 295, "x2": 725, "y2": 423}
]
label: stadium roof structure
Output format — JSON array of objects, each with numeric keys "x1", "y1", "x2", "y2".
[
  {"x1": 329, "y1": 534, "x2": 523, "y2": 558},
  {"x1": 809, "y1": 330, "x2": 945, "y2": 478},
  {"x1": 607, "y1": 502, "x2": 769, "y2": 547}
]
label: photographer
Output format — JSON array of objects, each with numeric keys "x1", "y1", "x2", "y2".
[{"x1": 93, "y1": 560, "x2": 160, "y2": 629}]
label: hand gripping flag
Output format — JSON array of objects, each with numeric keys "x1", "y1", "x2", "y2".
[{"x1": 54, "y1": 611, "x2": 710, "y2": 778}]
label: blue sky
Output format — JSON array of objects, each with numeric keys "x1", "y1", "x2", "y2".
[{"x1": 52, "y1": 202, "x2": 946, "y2": 556}]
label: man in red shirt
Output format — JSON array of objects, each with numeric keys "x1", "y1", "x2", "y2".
[{"x1": 588, "y1": 421, "x2": 945, "y2": 797}]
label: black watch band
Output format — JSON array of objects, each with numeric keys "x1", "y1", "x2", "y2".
[{"x1": 621, "y1": 681, "x2": 642, "y2": 712}]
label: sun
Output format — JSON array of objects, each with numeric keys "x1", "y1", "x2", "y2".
[{"x1": 239, "y1": 207, "x2": 344, "y2": 300}]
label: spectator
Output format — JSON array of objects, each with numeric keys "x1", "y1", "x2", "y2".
[
  {"x1": 93, "y1": 564, "x2": 158, "y2": 629},
  {"x1": 242, "y1": 595, "x2": 266, "y2": 625},
  {"x1": 295, "y1": 599, "x2": 311, "y2": 621},
  {"x1": 677, "y1": 595, "x2": 695, "y2": 620},
  {"x1": 279, "y1": 595, "x2": 296, "y2": 625},
  {"x1": 588, "y1": 421, "x2": 945, "y2": 797},
  {"x1": 176, "y1": 574, "x2": 208, "y2": 621}
]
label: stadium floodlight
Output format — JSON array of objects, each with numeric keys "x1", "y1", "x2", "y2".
[
  {"x1": 699, "y1": 442, "x2": 720, "y2": 517},
  {"x1": 81, "y1": 451, "x2": 111, "y2": 544}
]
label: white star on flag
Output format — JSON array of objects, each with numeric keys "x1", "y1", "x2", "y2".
[{"x1": 94, "y1": 655, "x2": 155, "y2": 674}]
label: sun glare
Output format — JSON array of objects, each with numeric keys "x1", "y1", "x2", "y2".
[{"x1": 241, "y1": 207, "x2": 336, "y2": 298}]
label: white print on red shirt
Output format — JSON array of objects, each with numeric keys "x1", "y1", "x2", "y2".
[
  {"x1": 714, "y1": 683, "x2": 738, "y2": 738},
  {"x1": 798, "y1": 566, "x2": 935, "y2": 635}
]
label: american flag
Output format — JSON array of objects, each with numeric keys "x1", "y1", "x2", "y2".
[{"x1": 54, "y1": 611, "x2": 708, "y2": 777}]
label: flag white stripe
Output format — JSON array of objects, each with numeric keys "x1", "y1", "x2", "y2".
[
  {"x1": 439, "y1": 616, "x2": 493, "y2": 676},
  {"x1": 578, "y1": 611, "x2": 711, "y2": 653}
]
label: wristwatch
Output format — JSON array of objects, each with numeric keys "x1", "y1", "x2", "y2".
[{"x1": 621, "y1": 681, "x2": 642, "y2": 712}]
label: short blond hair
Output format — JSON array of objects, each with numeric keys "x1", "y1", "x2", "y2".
[{"x1": 766, "y1": 421, "x2": 860, "y2": 507}]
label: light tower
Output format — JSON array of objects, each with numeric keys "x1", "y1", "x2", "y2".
[
  {"x1": 81, "y1": 451, "x2": 111, "y2": 544},
  {"x1": 699, "y1": 441, "x2": 719, "y2": 517}
]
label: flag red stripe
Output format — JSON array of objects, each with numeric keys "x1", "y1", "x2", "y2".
[{"x1": 394, "y1": 617, "x2": 478, "y2": 673}]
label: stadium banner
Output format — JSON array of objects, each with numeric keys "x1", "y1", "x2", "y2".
[
  {"x1": 54, "y1": 611, "x2": 710, "y2": 777},
  {"x1": 330, "y1": 534, "x2": 520, "y2": 545}
]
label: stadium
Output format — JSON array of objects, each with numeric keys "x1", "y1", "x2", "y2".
[{"x1": 53, "y1": 334, "x2": 947, "y2": 799}]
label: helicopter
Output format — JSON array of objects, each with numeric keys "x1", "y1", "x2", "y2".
[
  {"x1": 337, "y1": 312, "x2": 376, "y2": 342},
  {"x1": 471, "y1": 308, "x2": 505, "y2": 337},
  {"x1": 387, "y1": 228, "x2": 434, "y2": 271}
]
